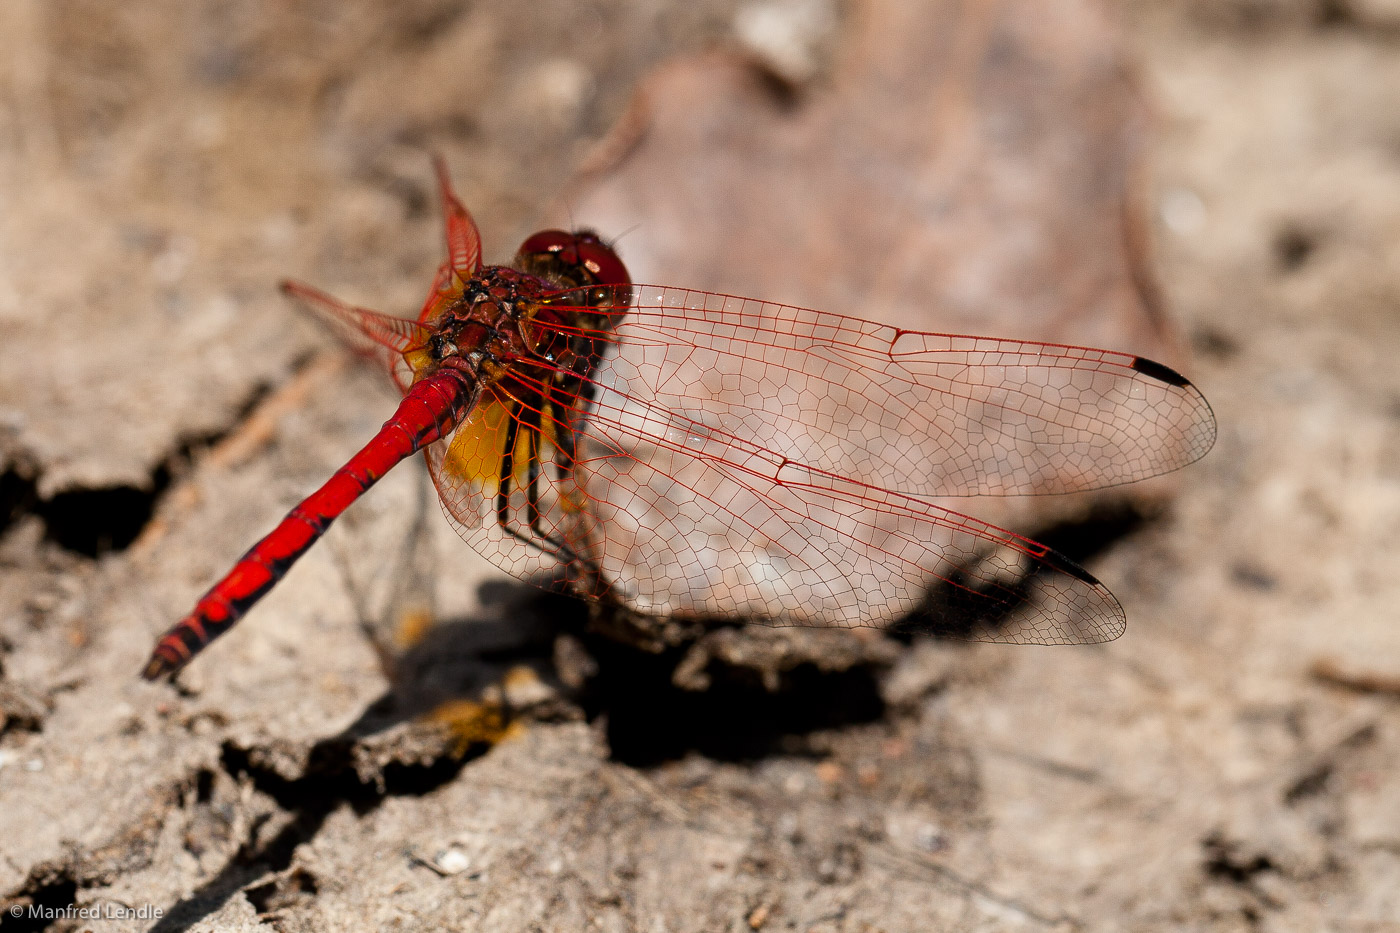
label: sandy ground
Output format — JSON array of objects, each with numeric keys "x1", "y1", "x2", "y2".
[{"x1": 2, "y1": 0, "x2": 1400, "y2": 930}]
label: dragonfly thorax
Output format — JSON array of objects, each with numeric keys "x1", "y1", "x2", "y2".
[{"x1": 424, "y1": 267, "x2": 558, "y2": 387}]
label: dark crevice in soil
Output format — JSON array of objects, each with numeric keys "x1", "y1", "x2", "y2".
[
  {"x1": 146, "y1": 733, "x2": 484, "y2": 933},
  {"x1": 38, "y1": 480, "x2": 172, "y2": 557},
  {"x1": 1202, "y1": 832, "x2": 1289, "y2": 918},
  {"x1": 0, "y1": 464, "x2": 38, "y2": 537},
  {"x1": 0, "y1": 375, "x2": 285, "y2": 558},
  {"x1": 0, "y1": 874, "x2": 78, "y2": 933},
  {"x1": 194, "y1": 767, "x2": 217, "y2": 804},
  {"x1": 222, "y1": 735, "x2": 476, "y2": 815},
  {"x1": 1203, "y1": 832, "x2": 1277, "y2": 885},
  {"x1": 0, "y1": 683, "x2": 49, "y2": 738},
  {"x1": 244, "y1": 866, "x2": 319, "y2": 918}
]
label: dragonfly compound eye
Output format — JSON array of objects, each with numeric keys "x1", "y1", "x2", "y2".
[
  {"x1": 573, "y1": 233, "x2": 630, "y2": 287},
  {"x1": 515, "y1": 229, "x2": 631, "y2": 288},
  {"x1": 517, "y1": 229, "x2": 574, "y2": 258}
]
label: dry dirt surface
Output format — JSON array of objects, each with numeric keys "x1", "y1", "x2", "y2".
[{"x1": 2, "y1": 0, "x2": 1399, "y2": 930}]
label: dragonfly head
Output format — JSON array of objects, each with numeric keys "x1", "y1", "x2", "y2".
[{"x1": 513, "y1": 229, "x2": 631, "y2": 290}]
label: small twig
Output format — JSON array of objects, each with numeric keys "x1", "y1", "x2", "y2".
[
  {"x1": 1310, "y1": 656, "x2": 1400, "y2": 697},
  {"x1": 130, "y1": 352, "x2": 346, "y2": 557},
  {"x1": 605, "y1": 765, "x2": 694, "y2": 825},
  {"x1": 868, "y1": 844, "x2": 1073, "y2": 929}
]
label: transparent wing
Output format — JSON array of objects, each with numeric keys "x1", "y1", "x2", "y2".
[
  {"x1": 280, "y1": 280, "x2": 427, "y2": 393},
  {"x1": 432, "y1": 155, "x2": 482, "y2": 288},
  {"x1": 543, "y1": 285, "x2": 1216, "y2": 498}
]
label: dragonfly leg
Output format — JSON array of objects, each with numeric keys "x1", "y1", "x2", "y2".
[
  {"x1": 521, "y1": 399, "x2": 578, "y2": 561},
  {"x1": 522, "y1": 406, "x2": 544, "y2": 534},
  {"x1": 496, "y1": 398, "x2": 524, "y2": 537},
  {"x1": 495, "y1": 397, "x2": 571, "y2": 560},
  {"x1": 526, "y1": 406, "x2": 588, "y2": 563}
]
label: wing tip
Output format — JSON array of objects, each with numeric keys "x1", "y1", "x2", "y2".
[{"x1": 1032, "y1": 546, "x2": 1128, "y2": 643}]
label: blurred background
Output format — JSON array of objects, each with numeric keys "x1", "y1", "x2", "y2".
[{"x1": 1, "y1": 0, "x2": 1398, "y2": 929}]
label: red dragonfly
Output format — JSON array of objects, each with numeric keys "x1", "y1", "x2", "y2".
[{"x1": 142, "y1": 159, "x2": 1215, "y2": 680}]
